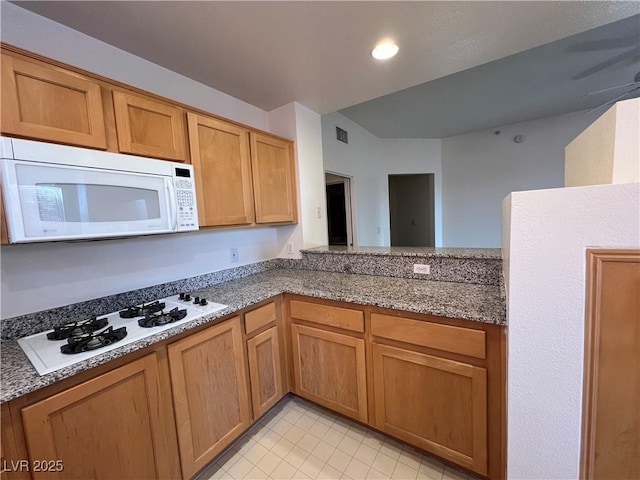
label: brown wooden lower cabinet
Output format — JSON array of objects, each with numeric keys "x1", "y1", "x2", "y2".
[
  {"x1": 19, "y1": 353, "x2": 176, "y2": 480},
  {"x1": 167, "y1": 316, "x2": 251, "y2": 479},
  {"x1": 247, "y1": 326, "x2": 285, "y2": 418},
  {"x1": 372, "y1": 343, "x2": 488, "y2": 476},
  {"x1": 290, "y1": 323, "x2": 368, "y2": 423}
]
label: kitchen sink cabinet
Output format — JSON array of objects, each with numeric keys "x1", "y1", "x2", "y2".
[
  {"x1": 187, "y1": 113, "x2": 255, "y2": 226},
  {"x1": 1, "y1": 53, "x2": 107, "y2": 150},
  {"x1": 249, "y1": 132, "x2": 297, "y2": 224},
  {"x1": 112, "y1": 90, "x2": 188, "y2": 162},
  {"x1": 18, "y1": 353, "x2": 178, "y2": 480},
  {"x1": 244, "y1": 301, "x2": 287, "y2": 419},
  {"x1": 167, "y1": 316, "x2": 251, "y2": 479}
]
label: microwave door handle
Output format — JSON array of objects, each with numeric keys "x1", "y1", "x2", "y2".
[{"x1": 166, "y1": 179, "x2": 178, "y2": 231}]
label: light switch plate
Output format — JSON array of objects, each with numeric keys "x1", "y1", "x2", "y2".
[{"x1": 413, "y1": 264, "x2": 431, "y2": 275}]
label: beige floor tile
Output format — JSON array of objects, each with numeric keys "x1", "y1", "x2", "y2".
[
  {"x1": 391, "y1": 462, "x2": 418, "y2": 480},
  {"x1": 271, "y1": 460, "x2": 299, "y2": 480},
  {"x1": 372, "y1": 452, "x2": 397, "y2": 477},
  {"x1": 227, "y1": 457, "x2": 254, "y2": 479},
  {"x1": 286, "y1": 425, "x2": 307, "y2": 444},
  {"x1": 327, "y1": 449, "x2": 352, "y2": 472},
  {"x1": 284, "y1": 409, "x2": 304, "y2": 424},
  {"x1": 308, "y1": 420, "x2": 331, "y2": 439},
  {"x1": 322, "y1": 428, "x2": 346, "y2": 447},
  {"x1": 378, "y1": 443, "x2": 402, "y2": 461},
  {"x1": 271, "y1": 419, "x2": 295, "y2": 436},
  {"x1": 298, "y1": 432, "x2": 321, "y2": 453},
  {"x1": 272, "y1": 437, "x2": 296, "y2": 459},
  {"x1": 365, "y1": 467, "x2": 391, "y2": 480},
  {"x1": 257, "y1": 451, "x2": 283, "y2": 475},
  {"x1": 317, "y1": 463, "x2": 343, "y2": 480},
  {"x1": 345, "y1": 457, "x2": 370, "y2": 479},
  {"x1": 417, "y1": 457, "x2": 444, "y2": 480},
  {"x1": 296, "y1": 415, "x2": 318, "y2": 431},
  {"x1": 244, "y1": 442, "x2": 269, "y2": 464},
  {"x1": 396, "y1": 449, "x2": 422, "y2": 471},
  {"x1": 361, "y1": 432, "x2": 385, "y2": 451},
  {"x1": 337, "y1": 435, "x2": 362, "y2": 456},
  {"x1": 244, "y1": 466, "x2": 270, "y2": 480},
  {"x1": 215, "y1": 449, "x2": 241, "y2": 470},
  {"x1": 258, "y1": 430, "x2": 282, "y2": 450},
  {"x1": 287, "y1": 445, "x2": 311, "y2": 469},
  {"x1": 354, "y1": 443, "x2": 379, "y2": 465},
  {"x1": 310, "y1": 440, "x2": 336, "y2": 463},
  {"x1": 299, "y1": 455, "x2": 325, "y2": 478}
]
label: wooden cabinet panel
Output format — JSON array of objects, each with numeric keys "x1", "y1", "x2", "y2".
[
  {"x1": 247, "y1": 326, "x2": 285, "y2": 418},
  {"x1": 187, "y1": 113, "x2": 255, "y2": 226},
  {"x1": 291, "y1": 324, "x2": 367, "y2": 422},
  {"x1": 20, "y1": 354, "x2": 176, "y2": 480},
  {"x1": 371, "y1": 313, "x2": 486, "y2": 359},
  {"x1": 249, "y1": 132, "x2": 297, "y2": 224},
  {"x1": 372, "y1": 343, "x2": 488, "y2": 476},
  {"x1": 244, "y1": 301, "x2": 277, "y2": 335},
  {"x1": 168, "y1": 317, "x2": 251, "y2": 479},
  {"x1": 1, "y1": 54, "x2": 106, "y2": 149},
  {"x1": 289, "y1": 299, "x2": 364, "y2": 333},
  {"x1": 113, "y1": 90, "x2": 187, "y2": 161},
  {"x1": 581, "y1": 250, "x2": 640, "y2": 480}
]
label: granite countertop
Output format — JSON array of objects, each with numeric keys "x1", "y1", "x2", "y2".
[
  {"x1": 302, "y1": 245, "x2": 502, "y2": 259},
  {"x1": 1, "y1": 268, "x2": 505, "y2": 403}
]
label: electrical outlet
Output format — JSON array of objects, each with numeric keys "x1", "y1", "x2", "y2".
[
  {"x1": 413, "y1": 264, "x2": 431, "y2": 275},
  {"x1": 286, "y1": 242, "x2": 294, "y2": 254},
  {"x1": 230, "y1": 247, "x2": 239, "y2": 263},
  {"x1": 316, "y1": 207, "x2": 322, "y2": 219}
]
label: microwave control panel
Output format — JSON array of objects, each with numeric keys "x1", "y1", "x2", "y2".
[{"x1": 174, "y1": 177, "x2": 198, "y2": 230}]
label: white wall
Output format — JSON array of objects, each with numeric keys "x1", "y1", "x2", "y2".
[
  {"x1": 441, "y1": 111, "x2": 596, "y2": 247},
  {"x1": 0, "y1": 4, "x2": 320, "y2": 318},
  {"x1": 503, "y1": 182, "x2": 640, "y2": 479},
  {"x1": 270, "y1": 103, "x2": 328, "y2": 257},
  {"x1": 565, "y1": 98, "x2": 640, "y2": 186},
  {"x1": 322, "y1": 112, "x2": 442, "y2": 246}
]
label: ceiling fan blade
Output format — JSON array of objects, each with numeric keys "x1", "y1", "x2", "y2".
[
  {"x1": 584, "y1": 81, "x2": 639, "y2": 96},
  {"x1": 585, "y1": 86, "x2": 640, "y2": 115}
]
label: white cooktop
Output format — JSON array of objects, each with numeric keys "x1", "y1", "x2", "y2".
[{"x1": 18, "y1": 294, "x2": 228, "y2": 375}]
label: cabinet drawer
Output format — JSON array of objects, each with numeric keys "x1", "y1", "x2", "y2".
[
  {"x1": 371, "y1": 313, "x2": 486, "y2": 359},
  {"x1": 289, "y1": 300, "x2": 364, "y2": 333},
  {"x1": 245, "y1": 302, "x2": 277, "y2": 335}
]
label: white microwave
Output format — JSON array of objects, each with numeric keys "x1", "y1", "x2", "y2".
[{"x1": 0, "y1": 137, "x2": 199, "y2": 244}]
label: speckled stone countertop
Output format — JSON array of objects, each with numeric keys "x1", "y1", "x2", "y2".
[
  {"x1": 1, "y1": 268, "x2": 505, "y2": 403},
  {"x1": 303, "y1": 246, "x2": 502, "y2": 259}
]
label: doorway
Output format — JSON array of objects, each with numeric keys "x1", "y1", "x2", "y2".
[
  {"x1": 325, "y1": 173, "x2": 354, "y2": 246},
  {"x1": 388, "y1": 174, "x2": 435, "y2": 247}
]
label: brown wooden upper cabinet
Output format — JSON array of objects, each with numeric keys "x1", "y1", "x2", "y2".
[
  {"x1": 187, "y1": 113, "x2": 298, "y2": 227},
  {"x1": 250, "y1": 132, "x2": 297, "y2": 224},
  {"x1": 112, "y1": 90, "x2": 187, "y2": 161},
  {"x1": 187, "y1": 112, "x2": 255, "y2": 226},
  {"x1": 1, "y1": 54, "x2": 107, "y2": 149}
]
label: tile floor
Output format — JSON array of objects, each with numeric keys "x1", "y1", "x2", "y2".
[{"x1": 197, "y1": 395, "x2": 478, "y2": 480}]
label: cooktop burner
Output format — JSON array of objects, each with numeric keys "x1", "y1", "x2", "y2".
[
  {"x1": 46, "y1": 317, "x2": 109, "y2": 340},
  {"x1": 138, "y1": 307, "x2": 188, "y2": 328},
  {"x1": 18, "y1": 294, "x2": 229, "y2": 375},
  {"x1": 119, "y1": 301, "x2": 165, "y2": 319},
  {"x1": 61, "y1": 326, "x2": 128, "y2": 354}
]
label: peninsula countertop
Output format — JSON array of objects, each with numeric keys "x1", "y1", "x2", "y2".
[{"x1": 1, "y1": 268, "x2": 505, "y2": 403}]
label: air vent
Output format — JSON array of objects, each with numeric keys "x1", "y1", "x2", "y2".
[{"x1": 336, "y1": 126, "x2": 348, "y2": 144}]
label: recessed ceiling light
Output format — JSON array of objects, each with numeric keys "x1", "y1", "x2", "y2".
[{"x1": 372, "y1": 42, "x2": 399, "y2": 60}]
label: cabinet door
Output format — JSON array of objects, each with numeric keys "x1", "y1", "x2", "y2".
[
  {"x1": 291, "y1": 324, "x2": 367, "y2": 422},
  {"x1": 168, "y1": 317, "x2": 251, "y2": 479},
  {"x1": 247, "y1": 326, "x2": 285, "y2": 418},
  {"x1": 187, "y1": 113, "x2": 255, "y2": 226},
  {"x1": 1, "y1": 54, "x2": 106, "y2": 149},
  {"x1": 249, "y1": 132, "x2": 297, "y2": 224},
  {"x1": 20, "y1": 354, "x2": 177, "y2": 480},
  {"x1": 113, "y1": 90, "x2": 187, "y2": 161},
  {"x1": 372, "y1": 343, "x2": 488, "y2": 476}
]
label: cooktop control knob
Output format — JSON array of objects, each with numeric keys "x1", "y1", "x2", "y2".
[
  {"x1": 193, "y1": 297, "x2": 200, "y2": 304},
  {"x1": 179, "y1": 292, "x2": 185, "y2": 300},
  {"x1": 184, "y1": 294, "x2": 191, "y2": 301},
  {"x1": 199, "y1": 298, "x2": 208, "y2": 306}
]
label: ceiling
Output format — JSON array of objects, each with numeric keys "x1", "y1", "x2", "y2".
[{"x1": 10, "y1": 1, "x2": 640, "y2": 138}]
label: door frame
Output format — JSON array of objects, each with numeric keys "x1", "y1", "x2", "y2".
[{"x1": 325, "y1": 171, "x2": 356, "y2": 247}]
